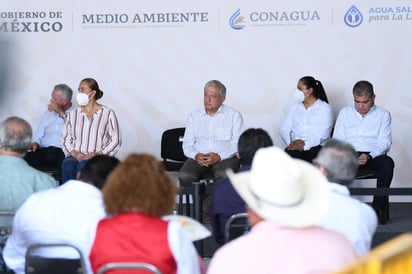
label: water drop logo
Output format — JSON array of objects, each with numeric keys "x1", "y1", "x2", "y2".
[
  {"x1": 229, "y1": 8, "x2": 246, "y2": 30},
  {"x1": 344, "y1": 5, "x2": 363, "y2": 27}
]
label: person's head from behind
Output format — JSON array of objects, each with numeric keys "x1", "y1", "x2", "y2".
[
  {"x1": 352, "y1": 80, "x2": 375, "y2": 116},
  {"x1": 227, "y1": 146, "x2": 331, "y2": 228},
  {"x1": 0, "y1": 116, "x2": 32, "y2": 156},
  {"x1": 204, "y1": 80, "x2": 226, "y2": 115},
  {"x1": 77, "y1": 155, "x2": 120, "y2": 190},
  {"x1": 298, "y1": 76, "x2": 329, "y2": 103},
  {"x1": 313, "y1": 139, "x2": 358, "y2": 186},
  {"x1": 237, "y1": 128, "x2": 273, "y2": 166},
  {"x1": 77, "y1": 78, "x2": 104, "y2": 106},
  {"x1": 51, "y1": 84, "x2": 73, "y2": 109},
  {"x1": 103, "y1": 153, "x2": 177, "y2": 216}
]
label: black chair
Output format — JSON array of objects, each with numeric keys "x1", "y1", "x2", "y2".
[
  {"x1": 25, "y1": 243, "x2": 87, "y2": 274},
  {"x1": 160, "y1": 127, "x2": 186, "y2": 172},
  {"x1": 224, "y1": 212, "x2": 249, "y2": 243},
  {"x1": 36, "y1": 164, "x2": 62, "y2": 184},
  {"x1": 97, "y1": 262, "x2": 162, "y2": 274}
]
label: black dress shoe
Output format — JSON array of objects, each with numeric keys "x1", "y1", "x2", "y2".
[{"x1": 377, "y1": 209, "x2": 387, "y2": 225}]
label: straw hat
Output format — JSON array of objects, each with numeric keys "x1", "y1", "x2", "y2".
[{"x1": 227, "y1": 146, "x2": 331, "y2": 228}]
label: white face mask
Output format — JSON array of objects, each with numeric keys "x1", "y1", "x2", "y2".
[
  {"x1": 293, "y1": 89, "x2": 305, "y2": 102},
  {"x1": 76, "y1": 93, "x2": 90, "y2": 106}
]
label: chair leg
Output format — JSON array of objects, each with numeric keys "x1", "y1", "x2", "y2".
[{"x1": 385, "y1": 196, "x2": 390, "y2": 220}]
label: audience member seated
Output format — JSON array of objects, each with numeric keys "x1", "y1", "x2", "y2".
[
  {"x1": 210, "y1": 128, "x2": 273, "y2": 245},
  {"x1": 178, "y1": 80, "x2": 243, "y2": 220},
  {"x1": 61, "y1": 78, "x2": 121, "y2": 183},
  {"x1": 24, "y1": 84, "x2": 73, "y2": 173},
  {"x1": 3, "y1": 155, "x2": 120, "y2": 274},
  {"x1": 314, "y1": 139, "x2": 378, "y2": 256},
  {"x1": 333, "y1": 80, "x2": 394, "y2": 224},
  {"x1": 89, "y1": 154, "x2": 200, "y2": 274},
  {"x1": 279, "y1": 76, "x2": 333, "y2": 163},
  {"x1": 207, "y1": 147, "x2": 357, "y2": 274},
  {"x1": 0, "y1": 116, "x2": 56, "y2": 219}
]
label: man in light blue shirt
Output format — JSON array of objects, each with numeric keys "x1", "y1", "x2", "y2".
[
  {"x1": 333, "y1": 80, "x2": 394, "y2": 224},
  {"x1": 24, "y1": 84, "x2": 73, "y2": 172}
]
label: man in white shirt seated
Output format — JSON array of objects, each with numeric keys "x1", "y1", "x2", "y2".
[
  {"x1": 3, "y1": 155, "x2": 120, "y2": 274},
  {"x1": 333, "y1": 80, "x2": 394, "y2": 224},
  {"x1": 314, "y1": 139, "x2": 378, "y2": 256}
]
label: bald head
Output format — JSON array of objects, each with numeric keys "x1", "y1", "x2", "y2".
[{"x1": 0, "y1": 116, "x2": 32, "y2": 155}]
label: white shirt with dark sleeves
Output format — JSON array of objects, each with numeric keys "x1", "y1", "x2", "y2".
[
  {"x1": 279, "y1": 99, "x2": 333, "y2": 150},
  {"x1": 182, "y1": 104, "x2": 243, "y2": 160},
  {"x1": 333, "y1": 105, "x2": 391, "y2": 158},
  {"x1": 61, "y1": 106, "x2": 121, "y2": 157}
]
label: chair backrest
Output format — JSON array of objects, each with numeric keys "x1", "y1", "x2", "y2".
[
  {"x1": 25, "y1": 243, "x2": 87, "y2": 274},
  {"x1": 224, "y1": 212, "x2": 249, "y2": 243},
  {"x1": 97, "y1": 262, "x2": 162, "y2": 274},
  {"x1": 160, "y1": 127, "x2": 186, "y2": 171},
  {"x1": 355, "y1": 169, "x2": 378, "y2": 180}
]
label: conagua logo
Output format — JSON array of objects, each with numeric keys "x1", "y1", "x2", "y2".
[
  {"x1": 229, "y1": 8, "x2": 246, "y2": 30},
  {"x1": 344, "y1": 5, "x2": 363, "y2": 27}
]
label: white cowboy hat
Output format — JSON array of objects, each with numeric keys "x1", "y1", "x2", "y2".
[{"x1": 227, "y1": 146, "x2": 331, "y2": 228}]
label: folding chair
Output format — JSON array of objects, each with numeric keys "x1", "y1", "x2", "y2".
[
  {"x1": 224, "y1": 212, "x2": 249, "y2": 243},
  {"x1": 25, "y1": 243, "x2": 87, "y2": 274},
  {"x1": 97, "y1": 262, "x2": 162, "y2": 274},
  {"x1": 160, "y1": 127, "x2": 186, "y2": 172}
]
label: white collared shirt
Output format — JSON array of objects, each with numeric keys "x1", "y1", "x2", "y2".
[
  {"x1": 317, "y1": 182, "x2": 378, "y2": 256},
  {"x1": 279, "y1": 99, "x2": 333, "y2": 150},
  {"x1": 333, "y1": 105, "x2": 392, "y2": 158},
  {"x1": 182, "y1": 104, "x2": 243, "y2": 160}
]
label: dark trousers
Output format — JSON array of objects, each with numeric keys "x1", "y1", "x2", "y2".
[
  {"x1": 285, "y1": 145, "x2": 322, "y2": 163},
  {"x1": 360, "y1": 154, "x2": 395, "y2": 212},
  {"x1": 178, "y1": 157, "x2": 240, "y2": 216},
  {"x1": 61, "y1": 157, "x2": 89, "y2": 184},
  {"x1": 24, "y1": 146, "x2": 65, "y2": 170}
]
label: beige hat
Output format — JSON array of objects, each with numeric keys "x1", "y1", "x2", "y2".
[{"x1": 227, "y1": 146, "x2": 331, "y2": 228}]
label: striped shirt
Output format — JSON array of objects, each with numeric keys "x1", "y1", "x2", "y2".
[
  {"x1": 62, "y1": 106, "x2": 121, "y2": 156},
  {"x1": 182, "y1": 104, "x2": 243, "y2": 160}
]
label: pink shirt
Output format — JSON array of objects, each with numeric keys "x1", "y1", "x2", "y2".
[
  {"x1": 207, "y1": 221, "x2": 357, "y2": 274},
  {"x1": 62, "y1": 106, "x2": 121, "y2": 156}
]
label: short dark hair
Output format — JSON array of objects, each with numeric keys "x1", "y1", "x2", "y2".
[
  {"x1": 79, "y1": 155, "x2": 120, "y2": 189},
  {"x1": 353, "y1": 80, "x2": 374, "y2": 97},
  {"x1": 238, "y1": 128, "x2": 273, "y2": 165}
]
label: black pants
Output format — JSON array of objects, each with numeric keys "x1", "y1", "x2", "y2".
[
  {"x1": 360, "y1": 154, "x2": 395, "y2": 212},
  {"x1": 285, "y1": 145, "x2": 322, "y2": 163},
  {"x1": 24, "y1": 146, "x2": 65, "y2": 170}
]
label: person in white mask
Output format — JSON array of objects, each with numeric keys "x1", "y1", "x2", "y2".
[
  {"x1": 279, "y1": 76, "x2": 333, "y2": 163},
  {"x1": 61, "y1": 78, "x2": 121, "y2": 183}
]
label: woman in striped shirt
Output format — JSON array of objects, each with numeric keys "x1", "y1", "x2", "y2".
[{"x1": 61, "y1": 78, "x2": 121, "y2": 183}]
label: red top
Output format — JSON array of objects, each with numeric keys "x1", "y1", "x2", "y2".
[{"x1": 90, "y1": 212, "x2": 177, "y2": 274}]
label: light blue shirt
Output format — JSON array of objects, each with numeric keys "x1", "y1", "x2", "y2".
[
  {"x1": 182, "y1": 104, "x2": 243, "y2": 160},
  {"x1": 33, "y1": 107, "x2": 72, "y2": 148},
  {"x1": 279, "y1": 99, "x2": 333, "y2": 150},
  {"x1": 333, "y1": 105, "x2": 392, "y2": 158},
  {"x1": 0, "y1": 156, "x2": 57, "y2": 213}
]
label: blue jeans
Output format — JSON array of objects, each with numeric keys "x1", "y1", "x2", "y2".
[{"x1": 61, "y1": 157, "x2": 89, "y2": 184}]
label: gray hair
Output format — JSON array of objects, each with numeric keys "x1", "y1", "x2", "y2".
[
  {"x1": 54, "y1": 83, "x2": 73, "y2": 102},
  {"x1": 204, "y1": 80, "x2": 226, "y2": 97},
  {"x1": 314, "y1": 139, "x2": 358, "y2": 185},
  {"x1": 353, "y1": 80, "x2": 374, "y2": 97},
  {"x1": 0, "y1": 116, "x2": 32, "y2": 154}
]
